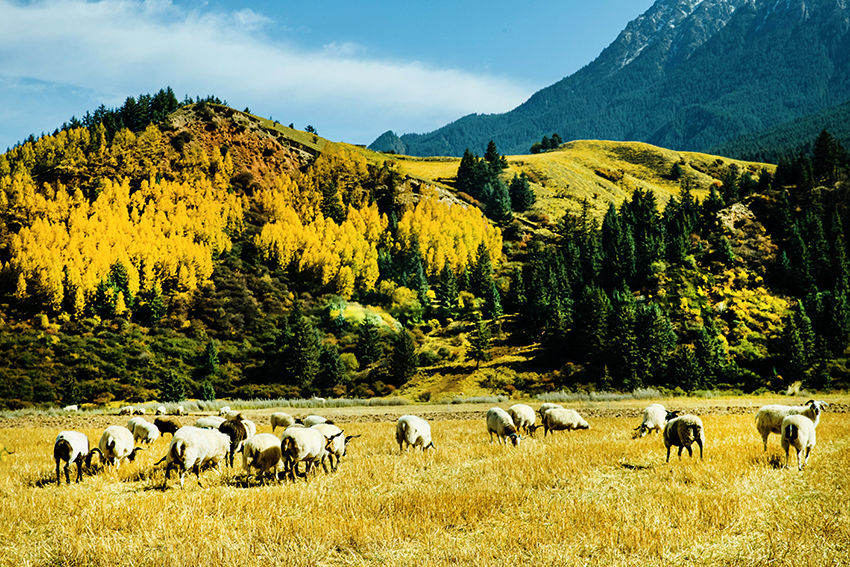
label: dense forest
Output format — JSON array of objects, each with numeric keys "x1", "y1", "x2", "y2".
[{"x1": 0, "y1": 94, "x2": 849, "y2": 409}]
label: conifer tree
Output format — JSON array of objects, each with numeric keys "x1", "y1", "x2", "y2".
[
  {"x1": 635, "y1": 303, "x2": 676, "y2": 385},
  {"x1": 436, "y1": 265, "x2": 459, "y2": 318},
  {"x1": 468, "y1": 315, "x2": 491, "y2": 369},
  {"x1": 289, "y1": 304, "x2": 321, "y2": 392},
  {"x1": 316, "y1": 343, "x2": 346, "y2": 394},
  {"x1": 508, "y1": 173, "x2": 535, "y2": 211},
  {"x1": 198, "y1": 380, "x2": 216, "y2": 401},
  {"x1": 356, "y1": 319, "x2": 382, "y2": 366},
  {"x1": 160, "y1": 370, "x2": 185, "y2": 402},
  {"x1": 202, "y1": 340, "x2": 219, "y2": 376},
  {"x1": 389, "y1": 330, "x2": 418, "y2": 385}
]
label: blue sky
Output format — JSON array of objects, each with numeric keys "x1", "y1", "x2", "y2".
[{"x1": 0, "y1": 0, "x2": 655, "y2": 150}]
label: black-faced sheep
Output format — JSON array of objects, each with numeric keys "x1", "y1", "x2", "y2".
[
  {"x1": 93, "y1": 425, "x2": 144, "y2": 469},
  {"x1": 154, "y1": 416, "x2": 182, "y2": 437},
  {"x1": 633, "y1": 404, "x2": 679, "y2": 438},
  {"x1": 508, "y1": 404, "x2": 540, "y2": 436},
  {"x1": 280, "y1": 426, "x2": 339, "y2": 480},
  {"x1": 53, "y1": 431, "x2": 96, "y2": 485},
  {"x1": 486, "y1": 407, "x2": 521, "y2": 446},
  {"x1": 311, "y1": 423, "x2": 360, "y2": 471},
  {"x1": 663, "y1": 415, "x2": 705, "y2": 462},
  {"x1": 219, "y1": 414, "x2": 249, "y2": 467}
]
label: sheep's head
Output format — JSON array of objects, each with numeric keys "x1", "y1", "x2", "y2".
[
  {"x1": 343, "y1": 434, "x2": 362, "y2": 457},
  {"x1": 528, "y1": 424, "x2": 541, "y2": 437},
  {"x1": 324, "y1": 432, "x2": 343, "y2": 453},
  {"x1": 632, "y1": 425, "x2": 648, "y2": 439},
  {"x1": 424, "y1": 441, "x2": 435, "y2": 451},
  {"x1": 128, "y1": 447, "x2": 145, "y2": 462},
  {"x1": 87, "y1": 448, "x2": 103, "y2": 470},
  {"x1": 508, "y1": 433, "x2": 521, "y2": 446},
  {"x1": 666, "y1": 410, "x2": 681, "y2": 421},
  {"x1": 806, "y1": 400, "x2": 828, "y2": 416}
]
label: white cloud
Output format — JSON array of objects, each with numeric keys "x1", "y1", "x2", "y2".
[{"x1": 0, "y1": 0, "x2": 533, "y2": 146}]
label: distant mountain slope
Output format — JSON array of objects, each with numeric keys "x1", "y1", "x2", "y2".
[
  {"x1": 711, "y1": 99, "x2": 850, "y2": 162},
  {"x1": 371, "y1": 0, "x2": 850, "y2": 157}
]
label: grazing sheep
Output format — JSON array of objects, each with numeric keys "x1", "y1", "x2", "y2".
[
  {"x1": 755, "y1": 400, "x2": 828, "y2": 451},
  {"x1": 154, "y1": 416, "x2": 181, "y2": 437},
  {"x1": 663, "y1": 415, "x2": 705, "y2": 462},
  {"x1": 133, "y1": 407, "x2": 146, "y2": 415},
  {"x1": 156, "y1": 426, "x2": 231, "y2": 489},
  {"x1": 270, "y1": 412, "x2": 298, "y2": 432},
  {"x1": 538, "y1": 403, "x2": 563, "y2": 420},
  {"x1": 219, "y1": 414, "x2": 249, "y2": 467},
  {"x1": 218, "y1": 406, "x2": 233, "y2": 417},
  {"x1": 302, "y1": 415, "x2": 332, "y2": 427},
  {"x1": 242, "y1": 417, "x2": 257, "y2": 438},
  {"x1": 195, "y1": 416, "x2": 226, "y2": 429},
  {"x1": 118, "y1": 406, "x2": 134, "y2": 416},
  {"x1": 155, "y1": 406, "x2": 166, "y2": 415},
  {"x1": 93, "y1": 425, "x2": 144, "y2": 468},
  {"x1": 62, "y1": 404, "x2": 78, "y2": 412},
  {"x1": 311, "y1": 423, "x2": 360, "y2": 471},
  {"x1": 633, "y1": 404, "x2": 679, "y2": 438},
  {"x1": 486, "y1": 407, "x2": 521, "y2": 446},
  {"x1": 396, "y1": 415, "x2": 435, "y2": 452},
  {"x1": 132, "y1": 420, "x2": 160, "y2": 444},
  {"x1": 542, "y1": 408, "x2": 589, "y2": 437},
  {"x1": 242, "y1": 433, "x2": 285, "y2": 482},
  {"x1": 53, "y1": 431, "x2": 95, "y2": 485},
  {"x1": 781, "y1": 415, "x2": 817, "y2": 470},
  {"x1": 508, "y1": 404, "x2": 539, "y2": 436},
  {"x1": 171, "y1": 405, "x2": 185, "y2": 416},
  {"x1": 280, "y1": 427, "x2": 338, "y2": 480},
  {"x1": 126, "y1": 416, "x2": 147, "y2": 434}
]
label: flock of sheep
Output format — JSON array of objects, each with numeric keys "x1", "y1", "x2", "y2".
[{"x1": 51, "y1": 399, "x2": 829, "y2": 488}]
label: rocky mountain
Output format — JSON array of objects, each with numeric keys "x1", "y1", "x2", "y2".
[{"x1": 372, "y1": 0, "x2": 850, "y2": 156}]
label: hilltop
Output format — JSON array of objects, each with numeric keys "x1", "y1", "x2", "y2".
[{"x1": 1, "y1": 99, "x2": 848, "y2": 409}]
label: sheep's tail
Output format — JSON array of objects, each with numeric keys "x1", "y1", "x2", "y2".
[{"x1": 784, "y1": 423, "x2": 798, "y2": 441}]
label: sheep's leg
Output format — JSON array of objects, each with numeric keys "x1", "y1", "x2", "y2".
[
  {"x1": 696, "y1": 440, "x2": 703, "y2": 460},
  {"x1": 685, "y1": 445, "x2": 693, "y2": 458},
  {"x1": 784, "y1": 447, "x2": 790, "y2": 469},
  {"x1": 56, "y1": 459, "x2": 62, "y2": 486},
  {"x1": 321, "y1": 458, "x2": 329, "y2": 474},
  {"x1": 803, "y1": 446, "x2": 811, "y2": 469},
  {"x1": 761, "y1": 431, "x2": 770, "y2": 452},
  {"x1": 76, "y1": 460, "x2": 83, "y2": 483},
  {"x1": 678, "y1": 446, "x2": 684, "y2": 459},
  {"x1": 193, "y1": 463, "x2": 203, "y2": 488},
  {"x1": 163, "y1": 463, "x2": 172, "y2": 489},
  {"x1": 666, "y1": 446, "x2": 672, "y2": 463}
]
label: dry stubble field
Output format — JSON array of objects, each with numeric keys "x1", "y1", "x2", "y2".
[{"x1": 0, "y1": 397, "x2": 848, "y2": 566}]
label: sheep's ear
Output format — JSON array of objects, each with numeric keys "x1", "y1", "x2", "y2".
[
  {"x1": 805, "y1": 399, "x2": 815, "y2": 406},
  {"x1": 345, "y1": 434, "x2": 361, "y2": 443},
  {"x1": 821, "y1": 401, "x2": 829, "y2": 408},
  {"x1": 426, "y1": 441, "x2": 435, "y2": 450}
]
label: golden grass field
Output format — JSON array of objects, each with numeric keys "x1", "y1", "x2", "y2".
[{"x1": 0, "y1": 396, "x2": 847, "y2": 567}]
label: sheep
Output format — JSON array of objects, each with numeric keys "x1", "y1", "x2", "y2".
[
  {"x1": 663, "y1": 415, "x2": 705, "y2": 462},
  {"x1": 154, "y1": 416, "x2": 182, "y2": 437},
  {"x1": 53, "y1": 431, "x2": 95, "y2": 485},
  {"x1": 633, "y1": 404, "x2": 679, "y2": 438},
  {"x1": 270, "y1": 412, "x2": 299, "y2": 432},
  {"x1": 155, "y1": 406, "x2": 166, "y2": 415},
  {"x1": 171, "y1": 405, "x2": 185, "y2": 416},
  {"x1": 280, "y1": 426, "x2": 339, "y2": 480},
  {"x1": 302, "y1": 415, "x2": 333, "y2": 427},
  {"x1": 537, "y1": 403, "x2": 563, "y2": 420},
  {"x1": 126, "y1": 416, "x2": 147, "y2": 434},
  {"x1": 62, "y1": 404, "x2": 78, "y2": 412},
  {"x1": 781, "y1": 415, "x2": 817, "y2": 470},
  {"x1": 486, "y1": 407, "x2": 521, "y2": 446},
  {"x1": 132, "y1": 420, "x2": 160, "y2": 444},
  {"x1": 311, "y1": 423, "x2": 360, "y2": 471},
  {"x1": 133, "y1": 407, "x2": 147, "y2": 416},
  {"x1": 93, "y1": 425, "x2": 144, "y2": 469},
  {"x1": 508, "y1": 404, "x2": 540, "y2": 436},
  {"x1": 219, "y1": 414, "x2": 249, "y2": 467},
  {"x1": 156, "y1": 426, "x2": 231, "y2": 489},
  {"x1": 218, "y1": 406, "x2": 232, "y2": 417},
  {"x1": 242, "y1": 417, "x2": 257, "y2": 438},
  {"x1": 242, "y1": 433, "x2": 285, "y2": 483},
  {"x1": 755, "y1": 400, "x2": 828, "y2": 452},
  {"x1": 542, "y1": 408, "x2": 589, "y2": 436},
  {"x1": 118, "y1": 406, "x2": 134, "y2": 416},
  {"x1": 396, "y1": 415, "x2": 435, "y2": 452},
  {"x1": 194, "y1": 416, "x2": 226, "y2": 429}
]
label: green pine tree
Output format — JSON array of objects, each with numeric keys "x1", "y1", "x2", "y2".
[
  {"x1": 468, "y1": 316, "x2": 492, "y2": 369},
  {"x1": 389, "y1": 330, "x2": 418, "y2": 385}
]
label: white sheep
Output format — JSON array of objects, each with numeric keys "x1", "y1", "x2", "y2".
[
  {"x1": 155, "y1": 406, "x2": 166, "y2": 415},
  {"x1": 132, "y1": 420, "x2": 160, "y2": 444},
  {"x1": 633, "y1": 404, "x2": 679, "y2": 438},
  {"x1": 280, "y1": 426, "x2": 338, "y2": 480},
  {"x1": 508, "y1": 404, "x2": 539, "y2": 436},
  {"x1": 126, "y1": 416, "x2": 147, "y2": 434},
  {"x1": 218, "y1": 406, "x2": 233, "y2": 417},
  {"x1": 755, "y1": 400, "x2": 827, "y2": 451},
  {"x1": 486, "y1": 407, "x2": 521, "y2": 446},
  {"x1": 118, "y1": 406, "x2": 134, "y2": 416},
  {"x1": 242, "y1": 433, "x2": 285, "y2": 483},
  {"x1": 542, "y1": 407, "x2": 589, "y2": 436},
  {"x1": 242, "y1": 417, "x2": 256, "y2": 438},
  {"x1": 194, "y1": 416, "x2": 226, "y2": 429},
  {"x1": 781, "y1": 415, "x2": 816, "y2": 470},
  {"x1": 537, "y1": 403, "x2": 563, "y2": 420},
  {"x1": 133, "y1": 407, "x2": 147, "y2": 416},
  {"x1": 157, "y1": 426, "x2": 231, "y2": 489},
  {"x1": 62, "y1": 404, "x2": 78, "y2": 412},
  {"x1": 396, "y1": 415, "x2": 435, "y2": 451},
  {"x1": 93, "y1": 425, "x2": 144, "y2": 468},
  {"x1": 311, "y1": 423, "x2": 360, "y2": 471},
  {"x1": 171, "y1": 405, "x2": 185, "y2": 416},
  {"x1": 53, "y1": 431, "x2": 95, "y2": 485},
  {"x1": 270, "y1": 412, "x2": 298, "y2": 432},
  {"x1": 302, "y1": 415, "x2": 332, "y2": 427},
  {"x1": 663, "y1": 415, "x2": 705, "y2": 462}
]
